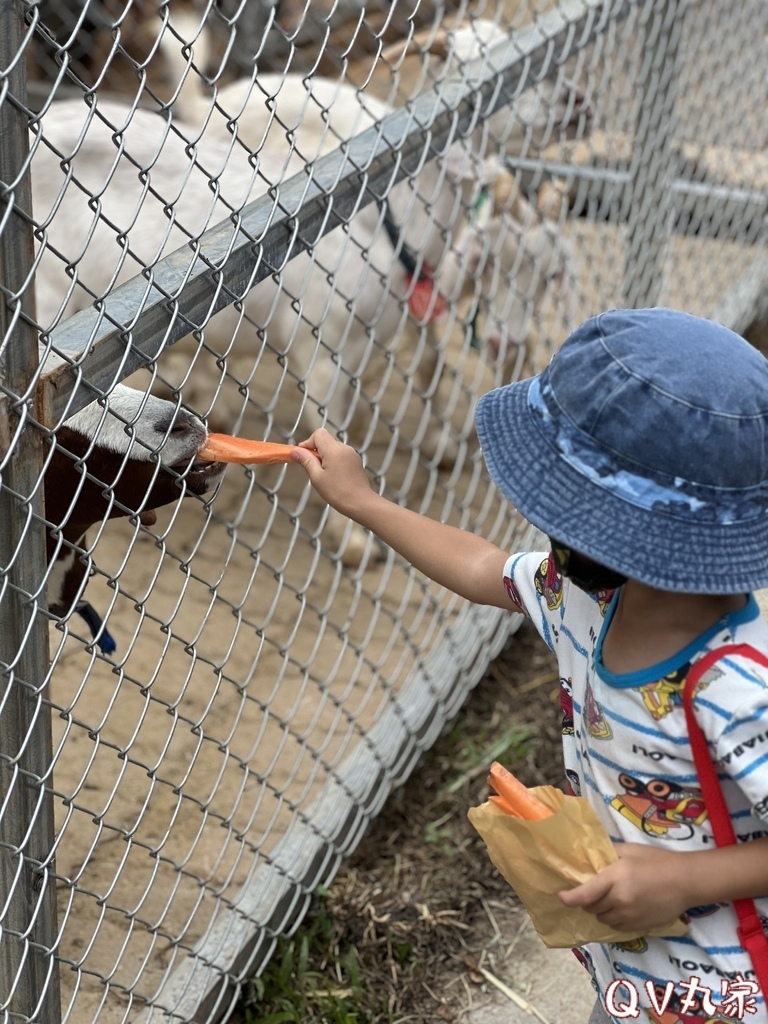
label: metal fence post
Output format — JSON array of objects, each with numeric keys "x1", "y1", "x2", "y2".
[
  {"x1": 623, "y1": 0, "x2": 681, "y2": 307},
  {"x1": 0, "y1": 2, "x2": 61, "y2": 1021}
]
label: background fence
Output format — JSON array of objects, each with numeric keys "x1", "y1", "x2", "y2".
[{"x1": 1, "y1": 0, "x2": 766, "y2": 1021}]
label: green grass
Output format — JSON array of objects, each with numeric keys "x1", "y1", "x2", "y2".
[
  {"x1": 242, "y1": 888, "x2": 372, "y2": 1024},
  {"x1": 435, "y1": 721, "x2": 538, "y2": 798},
  {"x1": 238, "y1": 630, "x2": 553, "y2": 1024}
]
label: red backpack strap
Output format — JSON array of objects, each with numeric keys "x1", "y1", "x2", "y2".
[{"x1": 683, "y1": 644, "x2": 768, "y2": 998}]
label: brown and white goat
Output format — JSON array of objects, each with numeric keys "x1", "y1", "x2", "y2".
[{"x1": 42, "y1": 384, "x2": 223, "y2": 651}]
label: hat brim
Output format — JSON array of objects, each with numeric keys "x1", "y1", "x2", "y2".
[{"x1": 475, "y1": 377, "x2": 768, "y2": 594}]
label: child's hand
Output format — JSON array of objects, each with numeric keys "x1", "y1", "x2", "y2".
[
  {"x1": 558, "y1": 844, "x2": 691, "y2": 933},
  {"x1": 291, "y1": 428, "x2": 374, "y2": 516}
]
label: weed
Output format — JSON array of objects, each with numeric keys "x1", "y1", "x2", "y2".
[{"x1": 241, "y1": 889, "x2": 371, "y2": 1024}]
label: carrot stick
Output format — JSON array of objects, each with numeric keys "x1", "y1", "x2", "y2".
[
  {"x1": 487, "y1": 762, "x2": 552, "y2": 821},
  {"x1": 198, "y1": 433, "x2": 320, "y2": 465},
  {"x1": 489, "y1": 793, "x2": 523, "y2": 818}
]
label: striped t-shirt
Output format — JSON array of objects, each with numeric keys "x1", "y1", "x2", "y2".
[{"x1": 504, "y1": 551, "x2": 768, "y2": 1024}]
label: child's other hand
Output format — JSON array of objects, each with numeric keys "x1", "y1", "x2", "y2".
[
  {"x1": 557, "y1": 843, "x2": 690, "y2": 933},
  {"x1": 291, "y1": 428, "x2": 373, "y2": 516}
]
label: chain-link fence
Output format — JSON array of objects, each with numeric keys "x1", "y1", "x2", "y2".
[{"x1": 1, "y1": 0, "x2": 766, "y2": 1020}]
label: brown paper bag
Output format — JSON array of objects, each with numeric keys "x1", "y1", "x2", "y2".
[{"x1": 468, "y1": 785, "x2": 688, "y2": 948}]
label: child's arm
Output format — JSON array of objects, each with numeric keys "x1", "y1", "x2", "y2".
[
  {"x1": 291, "y1": 428, "x2": 513, "y2": 608},
  {"x1": 558, "y1": 839, "x2": 768, "y2": 933}
]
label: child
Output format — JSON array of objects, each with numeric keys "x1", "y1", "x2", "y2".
[{"x1": 291, "y1": 307, "x2": 768, "y2": 1024}]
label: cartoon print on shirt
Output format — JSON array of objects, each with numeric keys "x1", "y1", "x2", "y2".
[
  {"x1": 591, "y1": 589, "x2": 616, "y2": 616},
  {"x1": 637, "y1": 665, "x2": 691, "y2": 719},
  {"x1": 584, "y1": 679, "x2": 612, "y2": 740},
  {"x1": 680, "y1": 903, "x2": 724, "y2": 924},
  {"x1": 559, "y1": 677, "x2": 574, "y2": 735},
  {"x1": 534, "y1": 553, "x2": 563, "y2": 611},
  {"x1": 637, "y1": 663, "x2": 722, "y2": 721},
  {"x1": 610, "y1": 773, "x2": 707, "y2": 839},
  {"x1": 571, "y1": 946, "x2": 597, "y2": 986},
  {"x1": 613, "y1": 936, "x2": 648, "y2": 954},
  {"x1": 565, "y1": 768, "x2": 581, "y2": 796},
  {"x1": 503, "y1": 573, "x2": 524, "y2": 612}
]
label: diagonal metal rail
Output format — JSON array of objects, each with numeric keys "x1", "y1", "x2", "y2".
[{"x1": 5, "y1": 0, "x2": 762, "y2": 1020}]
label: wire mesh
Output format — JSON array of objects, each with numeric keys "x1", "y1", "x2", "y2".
[{"x1": 1, "y1": 0, "x2": 766, "y2": 1021}]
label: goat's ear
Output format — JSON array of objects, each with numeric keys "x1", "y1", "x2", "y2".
[{"x1": 139, "y1": 509, "x2": 158, "y2": 527}]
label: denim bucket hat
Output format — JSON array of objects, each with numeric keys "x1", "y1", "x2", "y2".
[{"x1": 475, "y1": 308, "x2": 768, "y2": 594}]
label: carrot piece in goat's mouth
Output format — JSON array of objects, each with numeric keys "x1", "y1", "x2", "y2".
[
  {"x1": 487, "y1": 761, "x2": 552, "y2": 821},
  {"x1": 198, "y1": 433, "x2": 319, "y2": 465}
]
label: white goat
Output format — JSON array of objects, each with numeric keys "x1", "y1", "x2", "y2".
[
  {"x1": 42, "y1": 381, "x2": 223, "y2": 651},
  {"x1": 476, "y1": 234, "x2": 576, "y2": 378},
  {"x1": 439, "y1": 170, "x2": 579, "y2": 376},
  {"x1": 31, "y1": 18, "x2": 589, "y2": 564}
]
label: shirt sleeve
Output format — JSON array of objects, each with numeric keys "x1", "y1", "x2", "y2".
[
  {"x1": 713, "y1": 675, "x2": 768, "y2": 826},
  {"x1": 503, "y1": 550, "x2": 570, "y2": 654}
]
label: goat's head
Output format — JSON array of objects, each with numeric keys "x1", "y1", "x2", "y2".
[{"x1": 44, "y1": 384, "x2": 223, "y2": 650}]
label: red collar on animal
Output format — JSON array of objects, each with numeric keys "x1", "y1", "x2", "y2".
[
  {"x1": 405, "y1": 273, "x2": 447, "y2": 323},
  {"x1": 379, "y1": 201, "x2": 447, "y2": 322}
]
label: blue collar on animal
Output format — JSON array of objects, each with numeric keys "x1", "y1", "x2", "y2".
[{"x1": 75, "y1": 601, "x2": 117, "y2": 655}]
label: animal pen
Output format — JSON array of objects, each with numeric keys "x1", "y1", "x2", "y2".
[{"x1": 0, "y1": 0, "x2": 766, "y2": 1020}]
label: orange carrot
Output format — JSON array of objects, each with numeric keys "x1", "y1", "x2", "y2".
[
  {"x1": 489, "y1": 793, "x2": 523, "y2": 818},
  {"x1": 487, "y1": 762, "x2": 552, "y2": 821},
  {"x1": 198, "y1": 433, "x2": 320, "y2": 465}
]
